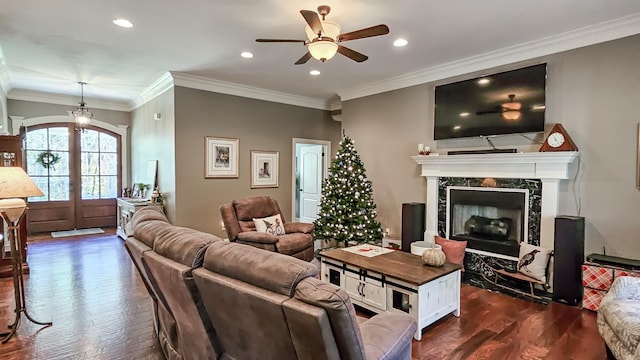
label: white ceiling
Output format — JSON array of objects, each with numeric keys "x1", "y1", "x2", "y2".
[{"x1": 1, "y1": 0, "x2": 639, "y2": 110}]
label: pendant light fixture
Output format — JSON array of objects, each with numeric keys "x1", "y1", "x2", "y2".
[{"x1": 72, "y1": 82, "x2": 92, "y2": 132}]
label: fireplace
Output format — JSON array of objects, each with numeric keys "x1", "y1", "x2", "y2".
[
  {"x1": 413, "y1": 152, "x2": 579, "y2": 293},
  {"x1": 446, "y1": 187, "x2": 528, "y2": 258}
]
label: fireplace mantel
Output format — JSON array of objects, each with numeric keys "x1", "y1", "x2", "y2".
[
  {"x1": 412, "y1": 151, "x2": 579, "y2": 179},
  {"x1": 412, "y1": 151, "x2": 580, "y2": 256}
]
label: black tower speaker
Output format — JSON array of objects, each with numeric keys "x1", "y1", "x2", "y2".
[
  {"x1": 401, "y1": 202, "x2": 425, "y2": 252},
  {"x1": 552, "y1": 215, "x2": 585, "y2": 306}
]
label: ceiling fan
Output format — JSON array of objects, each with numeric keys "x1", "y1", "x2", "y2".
[
  {"x1": 476, "y1": 94, "x2": 522, "y2": 121},
  {"x1": 256, "y1": 5, "x2": 389, "y2": 64}
]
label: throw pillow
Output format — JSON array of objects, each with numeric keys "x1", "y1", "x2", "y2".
[
  {"x1": 253, "y1": 214, "x2": 286, "y2": 235},
  {"x1": 434, "y1": 236, "x2": 467, "y2": 270},
  {"x1": 517, "y1": 242, "x2": 552, "y2": 282}
]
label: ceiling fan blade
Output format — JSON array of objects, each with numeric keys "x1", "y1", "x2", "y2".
[
  {"x1": 337, "y1": 45, "x2": 368, "y2": 62},
  {"x1": 476, "y1": 107, "x2": 503, "y2": 115},
  {"x1": 295, "y1": 52, "x2": 312, "y2": 65},
  {"x1": 256, "y1": 39, "x2": 306, "y2": 43},
  {"x1": 338, "y1": 24, "x2": 390, "y2": 42},
  {"x1": 300, "y1": 10, "x2": 323, "y2": 36}
]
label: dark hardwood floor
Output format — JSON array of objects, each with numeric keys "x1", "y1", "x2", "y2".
[{"x1": 0, "y1": 232, "x2": 606, "y2": 359}]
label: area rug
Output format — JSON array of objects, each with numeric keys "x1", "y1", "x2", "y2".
[{"x1": 51, "y1": 228, "x2": 105, "y2": 238}]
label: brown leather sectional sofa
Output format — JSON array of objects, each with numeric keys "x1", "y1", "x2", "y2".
[{"x1": 125, "y1": 207, "x2": 417, "y2": 360}]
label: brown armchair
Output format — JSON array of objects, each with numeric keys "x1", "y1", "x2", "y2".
[{"x1": 220, "y1": 196, "x2": 315, "y2": 261}]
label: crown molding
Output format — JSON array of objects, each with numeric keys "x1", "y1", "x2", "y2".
[
  {"x1": 133, "y1": 71, "x2": 175, "y2": 109},
  {"x1": 7, "y1": 89, "x2": 132, "y2": 112},
  {"x1": 327, "y1": 97, "x2": 342, "y2": 111},
  {"x1": 170, "y1": 72, "x2": 330, "y2": 110},
  {"x1": 338, "y1": 13, "x2": 640, "y2": 101}
]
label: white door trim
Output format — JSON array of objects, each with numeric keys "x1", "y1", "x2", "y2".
[{"x1": 291, "y1": 138, "x2": 331, "y2": 222}]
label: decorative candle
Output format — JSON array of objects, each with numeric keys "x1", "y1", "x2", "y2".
[{"x1": 418, "y1": 144, "x2": 424, "y2": 154}]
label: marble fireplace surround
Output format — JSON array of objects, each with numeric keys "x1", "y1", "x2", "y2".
[{"x1": 413, "y1": 152, "x2": 579, "y2": 253}]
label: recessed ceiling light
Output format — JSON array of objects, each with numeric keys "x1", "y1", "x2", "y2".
[
  {"x1": 112, "y1": 18, "x2": 133, "y2": 28},
  {"x1": 477, "y1": 78, "x2": 490, "y2": 85},
  {"x1": 309, "y1": 70, "x2": 320, "y2": 76},
  {"x1": 453, "y1": 125, "x2": 462, "y2": 130},
  {"x1": 459, "y1": 112, "x2": 470, "y2": 117},
  {"x1": 393, "y1": 39, "x2": 408, "y2": 47},
  {"x1": 241, "y1": 52, "x2": 254, "y2": 59}
]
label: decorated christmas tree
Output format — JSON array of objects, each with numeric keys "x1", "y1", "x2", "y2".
[{"x1": 313, "y1": 135, "x2": 383, "y2": 246}]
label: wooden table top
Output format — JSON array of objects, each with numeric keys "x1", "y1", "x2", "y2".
[{"x1": 320, "y1": 248, "x2": 462, "y2": 286}]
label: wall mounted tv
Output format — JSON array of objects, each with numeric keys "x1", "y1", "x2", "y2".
[{"x1": 434, "y1": 63, "x2": 547, "y2": 140}]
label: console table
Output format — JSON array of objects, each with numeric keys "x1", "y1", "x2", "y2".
[
  {"x1": 320, "y1": 248, "x2": 461, "y2": 340},
  {"x1": 116, "y1": 198, "x2": 158, "y2": 239}
]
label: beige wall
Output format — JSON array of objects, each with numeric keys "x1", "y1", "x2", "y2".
[
  {"x1": 342, "y1": 34, "x2": 640, "y2": 258},
  {"x1": 130, "y1": 89, "x2": 177, "y2": 222},
  {"x1": 173, "y1": 86, "x2": 341, "y2": 237}
]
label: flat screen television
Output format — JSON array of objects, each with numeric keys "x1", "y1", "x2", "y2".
[{"x1": 434, "y1": 63, "x2": 546, "y2": 140}]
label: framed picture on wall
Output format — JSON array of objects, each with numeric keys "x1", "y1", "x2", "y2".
[
  {"x1": 205, "y1": 136, "x2": 239, "y2": 178},
  {"x1": 251, "y1": 150, "x2": 279, "y2": 188}
]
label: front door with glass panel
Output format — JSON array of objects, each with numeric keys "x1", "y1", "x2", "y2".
[{"x1": 25, "y1": 124, "x2": 120, "y2": 233}]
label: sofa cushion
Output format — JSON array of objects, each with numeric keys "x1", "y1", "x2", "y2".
[
  {"x1": 124, "y1": 237, "x2": 156, "y2": 299},
  {"x1": 599, "y1": 299, "x2": 640, "y2": 352},
  {"x1": 254, "y1": 214, "x2": 286, "y2": 235},
  {"x1": 143, "y1": 250, "x2": 219, "y2": 359},
  {"x1": 202, "y1": 241, "x2": 317, "y2": 297},
  {"x1": 284, "y1": 222, "x2": 313, "y2": 234},
  {"x1": 294, "y1": 277, "x2": 366, "y2": 360},
  {"x1": 435, "y1": 236, "x2": 467, "y2": 270},
  {"x1": 130, "y1": 206, "x2": 168, "y2": 230},
  {"x1": 233, "y1": 196, "x2": 277, "y2": 221},
  {"x1": 134, "y1": 220, "x2": 170, "y2": 248},
  {"x1": 153, "y1": 226, "x2": 221, "y2": 268},
  {"x1": 360, "y1": 313, "x2": 417, "y2": 360},
  {"x1": 276, "y1": 233, "x2": 313, "y2": 255},
  {"x1": 517, "y1": 242, "x2": 552, "y2": 282}
]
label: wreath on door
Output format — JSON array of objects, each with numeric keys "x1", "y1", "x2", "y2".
[{"x1": 35, "y1": 151, "x2": 61, "y2": 169}]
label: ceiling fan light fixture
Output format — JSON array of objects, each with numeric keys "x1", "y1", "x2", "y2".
[
  {"x1": 305, "y1": 21, "x2": 341, "y2": 41},
  {"x1": 502, "y1": 110, "x2": 521, "y2": 121},
  {"x1": 501, "y1": 94, "x2": 522, "y2": 121},
  {"x1": 72, "y1": 82, "x2": 93, "y2": 132},
  {"x1": 308, "y1": 40, "x2": 338, "y2": 62}
]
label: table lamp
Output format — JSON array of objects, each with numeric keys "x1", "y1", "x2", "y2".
[{"x1": 0, "y1": 167, "x2": 52, "y2": 343}]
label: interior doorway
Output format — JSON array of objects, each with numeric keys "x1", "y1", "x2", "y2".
[{"x1": 292, "y1": 138, "x2": 331, "y2": 223}]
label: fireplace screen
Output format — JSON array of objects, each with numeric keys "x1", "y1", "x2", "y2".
[{"x1": 447, "y1": 187, "x2": 528, "y2": 257}]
